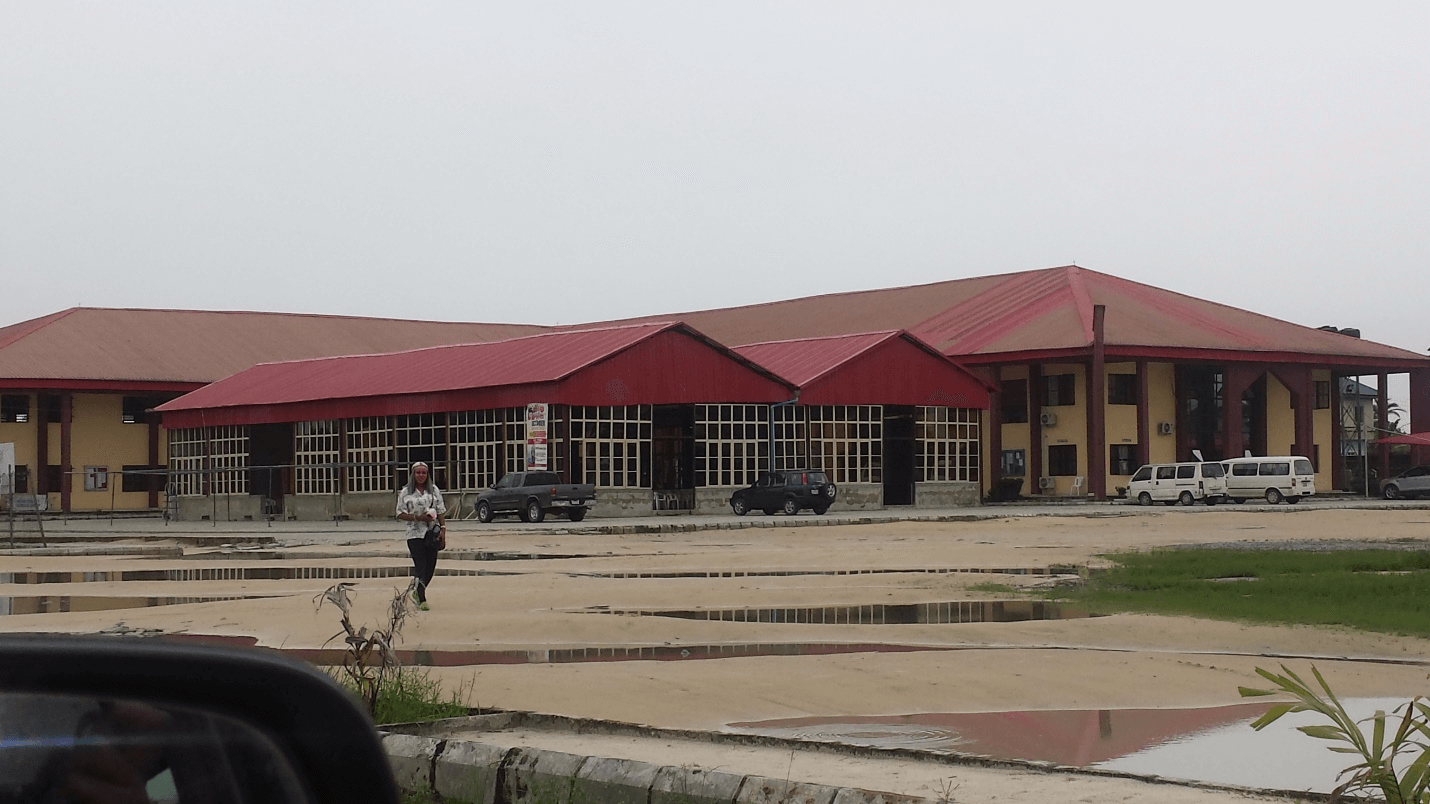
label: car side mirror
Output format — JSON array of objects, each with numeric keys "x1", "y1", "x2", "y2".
[{"x1": 0, "y1": 634, "x2": 399, "y2": 804}]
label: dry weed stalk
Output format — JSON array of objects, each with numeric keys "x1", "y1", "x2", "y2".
[{"x1": 314, "y1": 581, "x2": 417, "y2": 717}]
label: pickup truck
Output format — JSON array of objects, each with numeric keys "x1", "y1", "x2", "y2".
[{"x1": 473, "y1": 471, "x2": 596, "y2": 523}]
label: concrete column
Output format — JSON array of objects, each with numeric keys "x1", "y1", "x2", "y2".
[
  {"x1": 147, "y1": 416, "x2": 161, "y2": 508},
  {"x1": 1411, "y1": 369, "x2": 1430, "y2": 465},
  {"x1": 1378, "y1": 373, "x2": 1391, "y2": 483},
  {"x1": 986, "y1": 369, "x2": 1002, "y2": 496},
  {"x1": 60, "y1": 393, "x2": 72, "y2": 513},
  {"x1": 1087, "y1": 305, "x2": 1106, "y2": 499},
  {"x1": 35, "y1": 395, "x2": 49, "y2": 497},
  {"x1": 1028, "y1": 364, "x2": 1043, "y2": 492},
  {"x1": 1135, "y1": 360, "x2": 1150, "y2": 467}
]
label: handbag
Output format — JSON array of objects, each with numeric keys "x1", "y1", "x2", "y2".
[{"x1": 423, "y1": 521, "x2": 445, "y2": 550}]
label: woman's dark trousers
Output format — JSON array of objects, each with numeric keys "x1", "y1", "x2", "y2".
[{"x1": 407, "y1": 538, "x2": 439, "y2": 603}]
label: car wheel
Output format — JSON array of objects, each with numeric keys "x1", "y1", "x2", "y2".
[
  {"x1": 526, "y1": 500, "x2": 545, "y2": 523},
  {"x1": 782, "y1": 498, "x2": 800, "y2": 516},
  {"x1": 476, "y1": 501, "x2": 493, "y2": 524},
  {"x1": 731, "y1": 497, "x2": 748, "y2": 516},
  {"x1": 1286, "y1": 496, "x2": 1300, "y2": 505},
  {"x1": 1232, "y1": 497, "x2": 1246, "y2": 504},
  {"x1": 1265, "y1": 488, "x2": 1283, "y2": 505},
  {"x1": 1179, "y1": 491, "x2": 1195, "y2": 506},
  {"x1": 1205, "y1": 496, "x2": 1220, "y2": 506},
  {"x1": 1138, "y1": 492, "x2": 1152, "y2": 506},
  {"x1": 1163, "y1": 500, "x2": 1177, "y2": 506},
  {"x1": 762, "y1": 508, "x2": 778, "y2": 516},
  {"x1": 567, "y1": 508, "x2": 587, "y2": 522},
  {"x1": 1384, "y1": 484, "x2": 1402, "y2": 500},
  {"x1": 813, "y1": 504, "x2": 829, "y2": 515}
]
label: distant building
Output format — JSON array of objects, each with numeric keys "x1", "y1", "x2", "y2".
[{"x1": 3, "y1": 265, "x2": 1427, "y2": 517}]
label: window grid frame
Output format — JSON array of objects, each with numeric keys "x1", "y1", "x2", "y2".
[
  {"x1": 914, "y1": 406, "x2": 981, "y2": 483},
  {"x1": 293, "y1": 420, "x2": 341, "y2": 495},
  {"x1": 571, "y1": 405, "x2": 650, "y2": 489},
  {"x1": 808, "y1": 405, "x2": 882, "y2": 485},
  {"x1": 345, "y1": 417, "x2": 394, "y2": 493},
  {"x1": 694, "y1": 404, "x2": 767, "y2": 487}
]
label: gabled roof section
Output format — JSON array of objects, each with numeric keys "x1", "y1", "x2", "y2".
[
  {"x1": 734, "y1": 330, "x2": 993, "y2": 407},
  {"x1": 583, "y1": 266, "x2": 1428, "y2": 367},
  {"x1": 0, "y1": 307, "x2": 549, "y2": 385},
  {"x1": 158, "y1": 322, "x2": 686, "y2": 413},
  {"x1": 733, "y1": 331, "x2": 905, "y2": 388}
]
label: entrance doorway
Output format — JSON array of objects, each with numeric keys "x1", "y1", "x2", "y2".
[
  {"x1": 652, "y1": 405, "x2": 695, "y2": 510},
  {"x1": 248, "y1": 423, "x2": 293, "y2": 506},
  {"x1": 883, "y1": 406, "x2": 916, "y2": 506}
]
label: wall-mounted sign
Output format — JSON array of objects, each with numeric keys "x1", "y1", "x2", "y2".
[
  {"x1": 84, "y1": 465, "x2": 109, "y2": 491},
  {"x1": 526, "y1": 403, "x2": 548, "y2": 470}
]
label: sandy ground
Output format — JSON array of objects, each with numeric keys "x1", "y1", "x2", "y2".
[{"x1": 4, "y1": 502, "x2": 1429, "y2": 801}]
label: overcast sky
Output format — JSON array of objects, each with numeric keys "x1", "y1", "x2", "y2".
[{"x1": 2, "y1": 3, "x2": 1426, "y2": 376}]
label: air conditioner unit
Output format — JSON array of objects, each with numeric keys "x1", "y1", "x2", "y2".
[
  {"x1": 1157, "y1": 421, "x2": 1174, "y2": 435},
  {"x1": 1039, "y1": 412, "x2": 1058, "y2": 427},
  {"x1": 1038, "y1": 476, "x2": 1055, "y2": 490}
]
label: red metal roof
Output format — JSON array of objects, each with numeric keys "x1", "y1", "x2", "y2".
[
  {"x1": 1378, "y1": 432, "x2": 1430, "y2": 447},
  {"x1": 158, "y1": 323, "x2": 795, "y2": 427},
  {"x1": 0, "y1": 307, "x2": 548, "y2": 388},
  {"x1": 733, "y1": 331, "x2": 993, "y2": 407},
  {"x1": 583, "y1": 266, "x2": 1429, "y2": 369}
]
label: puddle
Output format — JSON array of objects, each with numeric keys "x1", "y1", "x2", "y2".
[
  {"x1": 583, "y1": 566, "x2": 1079, "y2": 579},
  {"x1": 0, "y1": 566, "x2": 485, "y2": 585},
  {"x1": 0, "y1": 595, "x2": 272, "y2": 615},
  {"x1": 266, "y1": 641, "x2": 960, "y2": 667},
  {"x1": 731, "y1": 698, "x2": 1418, "y2": 793},
  {"x1": 589, "y1": 601, "x2": 1098, "y2": 625}
]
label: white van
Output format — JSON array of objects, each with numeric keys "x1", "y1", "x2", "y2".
[
  {"x1": 1220, "y1": 456, "x2": 1315, "y2": 504},
  {"x1": 1128, "y1": 462, "x2": 1228, "y2": 506}
]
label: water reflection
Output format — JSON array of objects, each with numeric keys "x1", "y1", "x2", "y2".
[
  {"x1": 732, "y1": 698, "x2": 1416, "y2": 793},
  {"x1": 0, "y1": 595, "x2": 269, "y2": 615},
  {"x1": 593, "y1": 601, "x2": 1098, "y2": 625}
]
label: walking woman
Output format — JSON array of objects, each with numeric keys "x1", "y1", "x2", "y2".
[{"x1": 396, "y1": 461, "x2": 446, "y2": 610}]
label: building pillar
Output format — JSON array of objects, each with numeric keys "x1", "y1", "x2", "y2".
[
  {"x1": 1087, "y1": 305, "x2": 1106, "y2": 500},
  {"x1": 1330, "y1": 376, "x2": 1345, "y2": 491},
  {"x1": 1133, "y1": 361, "x2": 1150, "y2": 467},
  {"x1": 35, "y1": 395, "x2": 49, "y2": 497},
  {"x1": 985, "y1": 368, "x2": 1002, "y2": 499},
  {"x1": 1411, "y1": 369, "x2": 1430, "y2": 466},
  {"x1": 1028, "y1": 364, "x2": 1043, "y2": 493},
  {"x1": 1269, "y1": 365, "x2": 1314, "y2": 466},
  {"x1": 59, "y1": 393, "x2": 73, "y2": 513},
  {"x1": 1220, "y1": 365, "x2": 1262, "y2": 461},
  {"x1": 147, "y1": 417, "x2": 161, "y2": 508},
  {"x1": 1378, "y1": 373, "x2": 1391, "y2": 483}
]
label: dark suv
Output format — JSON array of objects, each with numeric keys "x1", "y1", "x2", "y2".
[{"x1": 730, "y1": 470, "x2": 838, "y2": 516}]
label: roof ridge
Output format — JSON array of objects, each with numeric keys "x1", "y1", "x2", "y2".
[
  {"x1": 732, "y1": 330, "x2": 900, "y2": 349},
  {"x1": 0, "y1": 308, "x2": 82, "y2": 352},
  {"x1": 8, "y1": 305, "x2": 547, "y2": 329}
]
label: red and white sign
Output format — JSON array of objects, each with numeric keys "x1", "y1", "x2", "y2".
[{"x1": 525, "y1": 403, "x2": 548, "y2": 470}]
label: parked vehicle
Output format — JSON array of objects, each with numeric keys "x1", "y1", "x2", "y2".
[
  {"x1": 1127, "y1": 462, "x2": 1227, "y2": 506},
  {"x1": 730, "y1": 470, "x2": 837, "y2": 516},
  {"x1": 1221, "y1": 456, "x2": 1315, "y2": 504},
  {"x1": 1381, "y1": 465, "x2": 1430, "y2": 500},
  {"x1": 474, "y1": 471, "x2": 596, "y2": 523}
]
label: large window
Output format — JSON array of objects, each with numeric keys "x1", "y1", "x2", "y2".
[
  {"x1": 346, "y1": 417, "x2": 394, "y2": 493},
  {"x1": 571, "y1": 405, "x2": 649, "y2": 488},
  {"x1": 1047, "y1": 444, "x2": 1078, "y2": 476},
  {"x1": 695, "y1": 404, "x2": 766, "y2": 486},
  {"x1": 808, "y1": 405, "x2": 881, "y2": 484},
  {"x1": 769, "y1": 406, "x2": 804, "y2": 472},
  {"x1": 395, "y1": 413, "x2": 448, "y2": 489},
  {"x1": 294, "y1": 420, "x2": 340, "y2": 495},
  {"x1": 168, "y1": 426, "x2": 249, "y2": 496},
  {"x1": 1314, "y1": 381, "x2": 1331, "y2": 410},
  {"x1": 451, "y1": 409, "x2": 508, "y2": 491},
  {"x1": 999, "y1": 380, "x2": 1028, "y2": 423},
  {"x1": 1108, "y1": 374, "x2": 1137, "y2": 406},
  {"x1": 915, "y1": 406, "x2": 980, "y2": 482},
  {"x1": 1, "y1": 395, "x2": 29, "y2": 423},
  {"x1": 1109, "y1": 444, "x2": 1137, "y2": 476},
  {"x1": 1041, "y1": 374, "x2": 1076, "y2": 407}
]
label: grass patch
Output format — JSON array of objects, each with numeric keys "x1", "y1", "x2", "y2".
[
  {"x1": 331, "y1": 666, "x2": 473, "y2": 725},
  {"x1": 1051, "y1": 548, "x2": 1430, "y2": 638},
  {"x1": 967, "y1": 582, "x2": 1020, "y2": 594}
]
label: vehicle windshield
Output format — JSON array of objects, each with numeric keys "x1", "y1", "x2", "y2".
[{"x1": 1201, "y1": 463, "x2": 1225, "y2": 478}]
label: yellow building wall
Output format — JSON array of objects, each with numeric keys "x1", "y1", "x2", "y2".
[
  {"x1": 68, "y1": 394, "x2": 160, "y2": 511},
  {"x1": 1039, "y1": 362, "x2": 1087, "y2": 496},
  {"x1": 0, "y1": 394, "x2": 39, "y2": 492},
  {"x1": 1265, "y1": 375, "x2": 1295, "y2": 456},
  {"x1": 1146, "y1": 363, "x2": 1180, "y2": 464},
  {"x1": 1104, "y1": 362, "x2": 1139, "y2": 481},
  {"x1": 996, "y1": 366, "x2": 1031, "y2": 496}
]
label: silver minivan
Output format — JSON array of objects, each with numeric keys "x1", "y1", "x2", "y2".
[
  {"x1": 1128, "y1": 462, "x2": 1228, "y2": 506},
  {"x1": 1221, "y1": 456, "x2": 1315, "y2": 504}
]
